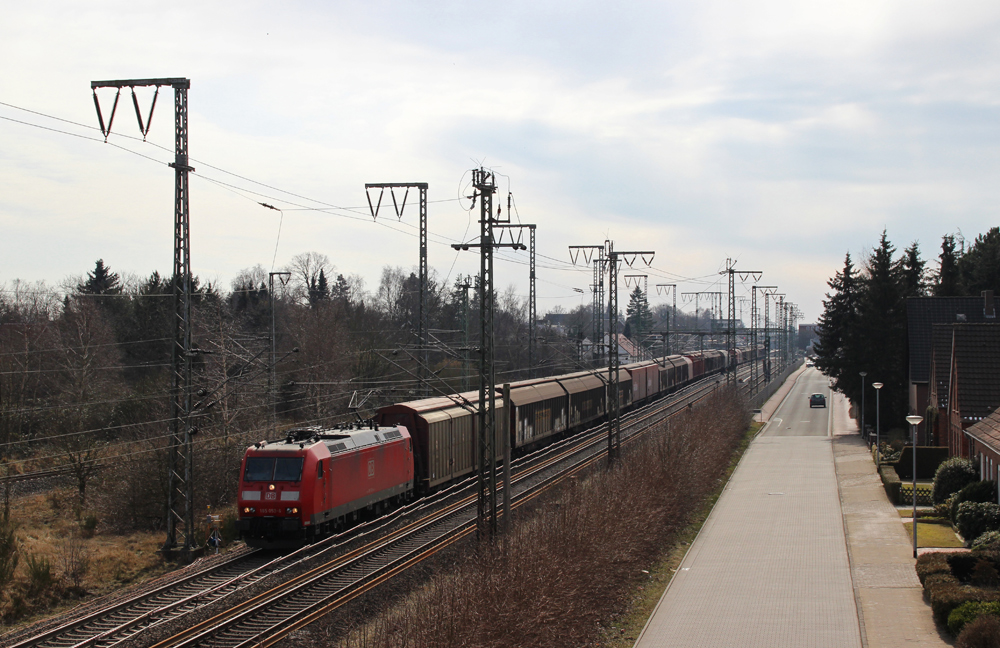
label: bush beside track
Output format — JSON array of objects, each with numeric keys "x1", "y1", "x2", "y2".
[{"x1": 286, "y1": 387, "x2": 751, "y2": 648}]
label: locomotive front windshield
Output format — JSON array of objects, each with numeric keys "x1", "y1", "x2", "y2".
[{"x1": 244, "y1": 457, "x2": 304, "y2": 482}]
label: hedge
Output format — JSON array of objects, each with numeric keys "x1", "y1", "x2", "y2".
[
  {"x1": 879, "y1": 465, "x2": 902, "y2": 504},
  {"x1": 921, "y1": 552, "x2": 1000, "y2": 627}
]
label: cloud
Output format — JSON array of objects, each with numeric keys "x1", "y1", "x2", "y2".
[{"x1": 2, "y1": 0, "x2": 1000, "y2": 324}]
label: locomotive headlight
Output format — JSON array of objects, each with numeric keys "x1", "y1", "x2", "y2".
[
  {"x1": 285, "y1": 507, "x2": 299, "y2": 515},
  {"x1": 268, "y1": 484, "x2": 275, "y2": 491},
  {"x1": 243, "y1": 507, "x2": 255, "y2": 514}
]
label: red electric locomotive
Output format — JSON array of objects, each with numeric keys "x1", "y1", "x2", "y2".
[{"x1": 236, "y1": 422, "x2": 414, "y2": 548}]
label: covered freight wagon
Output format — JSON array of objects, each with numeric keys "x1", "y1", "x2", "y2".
[{"x1": 376, "y1": 390, "x2": 507, "y2": 492}]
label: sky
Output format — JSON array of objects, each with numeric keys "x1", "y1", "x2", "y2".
[{"x1": 2, "y1": 1, "x2": 999, "y2": 325}]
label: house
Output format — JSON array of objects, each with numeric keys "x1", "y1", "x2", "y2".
[
  {"x1": 605, "y1": 333, "x2": 644, "y2": 363},
  {"x1": 926, "y1": 324, "x2": 954, "y2": 445},
  {"x1": 937, "y1": 323, "x2": 1000, "y2": 458},
  {"x1": 964, "y1": 406, "x2": 1000, "y2": 504},
  {"x1": 906, "y1": 292, "x2": 995, "y2": 442}
]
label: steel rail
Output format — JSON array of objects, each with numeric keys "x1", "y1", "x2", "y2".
[
  {"x1": 9, "y1": 361, "x2": 757, "y2": 648},
  {"x1": 150, "y1": 374, "x2": 730, "y2": 648}
]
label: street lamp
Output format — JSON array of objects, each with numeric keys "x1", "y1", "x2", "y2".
[
  {"x1": 906, "y1": 414, "x2": 925, "y2": 558},
  {"x1": 873, "y1": 383, "x2": 883, "y2": 468},
  {"x1": 860, "y1": 371, "x2": 868, "y2": 443}
]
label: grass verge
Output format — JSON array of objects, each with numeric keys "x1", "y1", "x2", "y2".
[{"x1": 903, "y1": 521, "x2": 964, "y2": 549}]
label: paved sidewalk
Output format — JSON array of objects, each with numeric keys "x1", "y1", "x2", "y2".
[
  {"x1": 633, "y1": 370, "x2": 951, "y2": 648},
  {"x1": 831, "y1": 392, "x2": 950, "y2": 647}
]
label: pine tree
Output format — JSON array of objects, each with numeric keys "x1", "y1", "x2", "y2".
[
  {"x1": 959, "y1": 227, "x2": 1000, "y2": 296},
  {"x1": 78, "y1": 259, "x2": 122, "y2": 295},
  {"x1": 625, "y1": 286, "x2": 653, "y2": 340},
  {"x1": 898, "y1": 242, "x2": 926, "y2": 298},
  {"x1": 814, "y1": 253, "x2": 860, "y2": 395},
  {"x1": 331, "y1": 274, "x2": 351, "y2": 304},
  {"x1": 857, "y1": 232, "x2": 908, "y2": 430},
  {"x1": 934, "y1": 234, "x2": 963, "y2": 296},
  {"x1": 308, "y1": 269, "x2": 330, "y2": 309}
]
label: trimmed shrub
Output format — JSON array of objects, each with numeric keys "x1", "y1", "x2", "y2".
[
  {"x1": 951, "y1": 481, "x2": 999, "y2": 524},
  {"x1": 935, "y1": 458, "x2": 978, "y2": 504},
  {"x1": 949, "y1": 601, "x2": 1000, "y2": 636},
  {"x1": 925, "y1": 571, "x2": 1000, "y2": 625},
  {"x1": 972, "y1": 530, "x2": 1000, "y2": 552},
  {"x1": 971, "y1": 559, "x2": 999, "y2": 587},
  {"x1": 949, "y1": 553, "x2": 981, "y2": 582},
  {"x1": 879, "y1": 465, "x2": 902, "y2": 504},
  {"x1": 916, "y1": 552, "x2": 951, "y2": 585},
  {"x1": 956, "y1": 613, "x2": 1000, "y2": 648},
  {"x1": 957, "y1": 502, "x2": 1000, "y2": 545}
]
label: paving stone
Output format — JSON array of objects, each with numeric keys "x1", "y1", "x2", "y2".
[{"x1": 634, "y1": 370, "x2": 950, "y2": 648}]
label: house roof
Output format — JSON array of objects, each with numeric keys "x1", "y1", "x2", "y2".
[
  {"x1": 951, "y1": 323, "x2": 1000, "y2": 422},
  {"x1": 965, "y1": 404, "x2": 1000, "y2": 455},
  {"x1": 929, "y1": 323, "x2": 953, "y2": 409},
  {"x1": 608, "y1": 333, "x2": 641, "y2": 359},
  {"x1": 907, "y1": 296, "x2": 989, "y2": 384}
]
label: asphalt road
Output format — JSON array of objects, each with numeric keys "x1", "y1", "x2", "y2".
[{"x1": 763, "y1": 366, "x2": 832, "y2": 437}]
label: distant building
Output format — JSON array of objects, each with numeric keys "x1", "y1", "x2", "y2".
[
  {"x1": 799, "y1": 324, "x2": 819, "y2": 353},
  {"x1": 605, "y1": 333, "x2": 644, "y2": 363}
]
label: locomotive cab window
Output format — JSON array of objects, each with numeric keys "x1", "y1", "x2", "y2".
[{"x1": 244, "y1": 457, "x2": 304, "y2": 482}]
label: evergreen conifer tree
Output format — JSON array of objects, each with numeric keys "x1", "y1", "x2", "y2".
[
  {"x1": 625, "y1": 286, "x2": 653, "y2": 340},
  {"x1": 814, "y1": 253, "x2": 860, "y2": 395},
  {"x1": 898, "y1": 242, "x2": 926, "y2": 298},
  {"x1": 934, "y1": 234, "x2": 963, "y2": 296},
  {"x1": 959, "y1": 227, "x2": 1000, "y2": 296}
]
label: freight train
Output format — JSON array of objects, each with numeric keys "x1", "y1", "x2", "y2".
[{"x1": 236, "y1": 348, "x2": 757, "y2": 547}]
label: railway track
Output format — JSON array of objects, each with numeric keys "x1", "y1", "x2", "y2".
[
  {"x1": 142, "y1": 375, "x2": 730, "y2": 648},
  {"x1": 5, "y1": 359, "x2": 778, "y2": 648}
]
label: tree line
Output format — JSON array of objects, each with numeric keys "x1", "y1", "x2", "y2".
[
  {"x1": 814, "y1": 227, "x2": 1000, "y2": 436},
  {"x1": 0, "y1": 253, "x2": 583, "y2": 532}
]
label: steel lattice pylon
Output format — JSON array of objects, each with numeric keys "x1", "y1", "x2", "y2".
[
  {"x1": 452, "y1": 169, "x2": 526, "y2": 542},
  {"x1": 365, "y1": 183, "x2": 429, "y2": 395},
  {"x1": 604, "y1": 242, "x2": 654, "y2": 462},
  {"x1": 92, "y1": 76, "x2": 196, "y2": 554}
]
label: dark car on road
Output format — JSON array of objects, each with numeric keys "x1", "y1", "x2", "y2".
[{"x1": 809, "y1": 393, "x2": 826, "y2": 408}]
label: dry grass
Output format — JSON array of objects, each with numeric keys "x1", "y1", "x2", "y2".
[
  {"x1": 0, "y1": 487, "x2": 174, "y2": 630},
  {"x1": 322, "y1": 388, "x2": 751, "y2": 648}
]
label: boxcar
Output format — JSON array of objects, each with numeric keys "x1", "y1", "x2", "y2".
[
  {"x1": 376, "y1": 391, "x2": 507, "y2": 492},
  {"x1": 556, "y1": 370, "x2": 607, "y2": 430},
  {"x1": 507, "y1": 378, "x2": 570, "y2": 449}
]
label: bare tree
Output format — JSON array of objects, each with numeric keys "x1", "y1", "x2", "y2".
[{"x1": 286, "y1": 252, "x2": 333, "y2": 305}]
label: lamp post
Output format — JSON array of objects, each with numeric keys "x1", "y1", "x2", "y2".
[
  {"x1": 906, "y1": 414, "x2": 925, "y2": 558},
  {"x1": 860, "y1": 371, "x2": 868, "y2": 443},
  {"x1": 873, "y1": 383, "x2": 883, "y2": 468}
]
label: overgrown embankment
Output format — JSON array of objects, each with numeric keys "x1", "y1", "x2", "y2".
[{"x1": 308, "y1": 389, "x2": 751, "y2": 648}]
